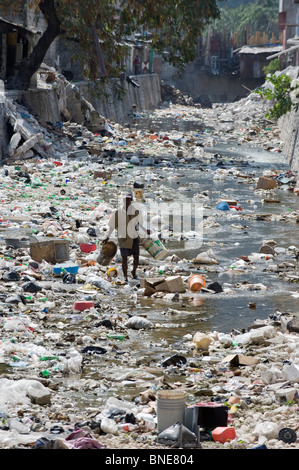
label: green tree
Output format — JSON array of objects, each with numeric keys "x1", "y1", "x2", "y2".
[
  {"x1": 212, "y1": 0, "x2": 278, "y2": 37},
  {"x1": 262, "y1": 58, "x2": 280, "y2": 76},
  {"x1": 0, "y1": 0, "x2": 220, "y2": 90},
  {"x1": 255, "y1": 74, "x2": 299, "y2": 120}
]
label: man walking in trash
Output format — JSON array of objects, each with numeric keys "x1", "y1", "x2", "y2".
[{"x1": 103, "y1": 193, "x2": 143, "y2": 282}]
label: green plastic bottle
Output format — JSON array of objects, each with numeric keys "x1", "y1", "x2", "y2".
[
  {"x1": 108, "y1": 334, "x2": 124, "y2": 340},
  {"x1": 40, "y1": 356, "x2": 59, "y2": 361}
]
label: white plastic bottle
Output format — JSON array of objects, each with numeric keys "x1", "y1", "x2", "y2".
[{"x1": 117, "y1": 423, "x2": 138, "y2": 432}]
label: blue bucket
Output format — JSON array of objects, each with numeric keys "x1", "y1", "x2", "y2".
[
  {"x1": 53, "y1": 264, "x2": 79, "y2": 275},
  {"x1": 216, "y1": 201, "x2": 230, "y2": 211}
]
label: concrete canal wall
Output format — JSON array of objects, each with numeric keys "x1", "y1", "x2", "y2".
[
  {"x1": 23, "y1": 73, "x2": 161, "y2": 125},
  {"x1": 0, "y1": 96, "x2": 5, "y2": 160},
  {"x1": 276, "y1": 67, "x2": 299, "y2": 179},
  {"x1": 3, "y1": 69, "x2": 299, "y2": 182},
  {"x1": 279, "y1": 108, "x2": 299, "y2": 177}
]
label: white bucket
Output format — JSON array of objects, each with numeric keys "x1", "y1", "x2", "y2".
[
  {"x1": 157, "y1": 390, "x2": 186, "y2": 432},
  {"x1": 142, "y1": 238, "x2": 168, "y2": 260}
]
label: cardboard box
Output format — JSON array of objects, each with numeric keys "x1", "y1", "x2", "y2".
[
  {"x1": 141, "y1": 276, "x2": 186, "y2": 296},
  {"x1": 30, "y1": 238, "x2": 70, "y2": 264},
  {"x1": 93, "y1": 170, "x2": 112, "y2": 179},
  {"x1": 154, "y1": 276, "x2": 186, "y2": 293},
  {"x1": 140, "y1": 277, "x2": 165, "y2": 289},
  {"x1": 256, "y1": 177, "x2": 277, "y2": 190},
  {"x1": 222, "y1": 354, "x2": 259, "y2": 366}
]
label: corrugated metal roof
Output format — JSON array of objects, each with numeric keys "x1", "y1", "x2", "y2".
[
  {"x1": 0, "y1": 16, "x2": 41, "y2": 35},
  {"x1": 238, "y1": 45, "x2": 283, "y2": 55}
]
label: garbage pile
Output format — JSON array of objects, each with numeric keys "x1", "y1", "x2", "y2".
[
  {"x1": 0, "y1": 74, "x2": 299, "y2": 450},
  {"x1": 0, "y1": 308, "x2": 298, "y2": 449},
  {"x1": 161, "y1": 82, "x2": 195, "y2": 106}
]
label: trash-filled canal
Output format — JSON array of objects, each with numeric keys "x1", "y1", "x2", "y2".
[
  {"x1": 1, "y1": 91, "x2": 299, "y2": 449},
  {"x1": 44, "y1": 102, "x2": 299, "y2": 402}
]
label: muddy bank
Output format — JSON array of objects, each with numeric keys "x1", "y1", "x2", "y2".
[{"x1": 0, "y1": 85, "x2": 298, "y2": 451}]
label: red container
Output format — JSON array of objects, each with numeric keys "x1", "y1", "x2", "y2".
[
  {"x1": 80, "y1": 243, "x2": 97, "y2": 253},
  {"x1": 73, "y1": 301, "x2": 95, "y2": 311},
  {"x1": 212, "y1": 426, "x2": 236, "y2": 443}
]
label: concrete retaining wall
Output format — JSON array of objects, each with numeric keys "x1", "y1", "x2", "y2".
[
  {"x1": 24, "y1": 74, "x2": 161, "y2": 125},
  {"x1": 279, "y1": 109, "x2": 299, "y2": 177},
  {"x1": 74, "y1": 73, "x2": 161, "y2": 123},
  {"x1": 24, "y1": 88, "x2": 61, "y2": 124},
  {"x1": 275, "y1": 67, "x2": 299, "y2": 179}
]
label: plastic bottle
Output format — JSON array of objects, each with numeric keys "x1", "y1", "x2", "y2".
[
  {"x1": 11, "y1": 355, "x2": 22, "y2": 362},
  {"x1": 40, "y1": 356, "x2": 59, "y2": 361},
  {"x1": 10, "y1": 356, "x2": 28, "y2": 367},
  {"x1": 117, "y1": 423, "x2": 138, "y2": 432},
  {"x1": 108, "y1": 334, "x2": 124, "y2": 340},
  {"x1": 0, "y1": 411, "x2": 6, "y2": 425}
]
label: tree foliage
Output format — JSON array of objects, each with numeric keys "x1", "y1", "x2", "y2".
[
  {"x1": 0, "y1": 0, "x2": 221, "y2": 89},
  {"x1": 255, "y1": 74, "x2": 299, "y2": 120},
  {"x1": 262, "y1": 58, "x2": 280, "y2": 76},
  {"x1": 211, "y1": 0, "x2": 279, "y2": 37}
]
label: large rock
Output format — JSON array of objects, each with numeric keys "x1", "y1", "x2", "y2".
[
  {"x1": 287, "y1": 317, "x2": 299, "y2": 333},
  {"x1": 27, "y1": 385, "x2": 51, "y2": 405}
]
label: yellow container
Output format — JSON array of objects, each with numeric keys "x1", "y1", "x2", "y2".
[{"x1": 107, "y1": 267, "x2": 118, "y2": 278}]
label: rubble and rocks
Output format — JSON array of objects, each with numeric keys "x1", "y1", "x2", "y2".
[{"x1": 0, "y1": 72, "x2": 298, "y2": 451}]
